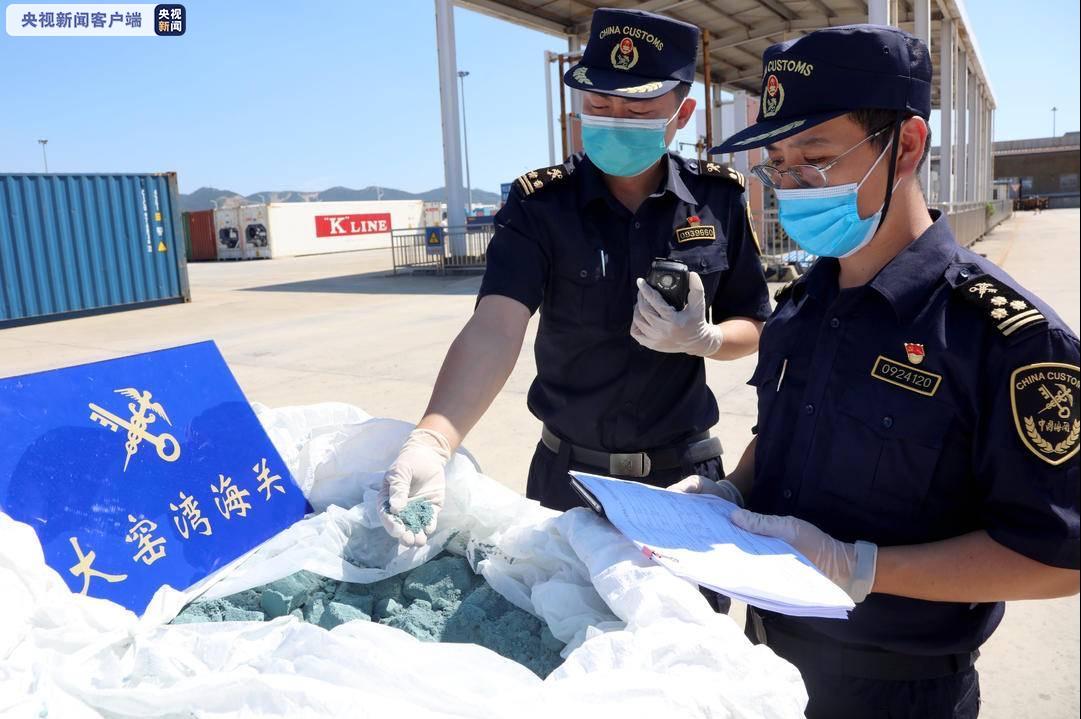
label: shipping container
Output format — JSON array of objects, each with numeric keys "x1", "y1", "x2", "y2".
[
  {"x1": 212, "y1": 207, "x2": 244, "y2": 260},
  {"x1": 186, "y1": 209, "x2": 217, "y2": 261},
  {"x1": 0, "y1": 173, "x2": 190, "y2": 327},
  {"x1": 212, "y1": 200, "x2": 425, "y2": 260},
  {"x1": 182, "y1": 211, "x2": 193, "y2": 260},
  {"x1": 238, "y1": 204, "x2": 270, "y2": 259}
]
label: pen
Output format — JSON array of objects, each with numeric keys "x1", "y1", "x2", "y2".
[
  {"x1": 776, "y1": 358, "x2": 788, "y2": 393},
  {"x1": 642, "y1": 545, "x2": 679, "y2": 563}
]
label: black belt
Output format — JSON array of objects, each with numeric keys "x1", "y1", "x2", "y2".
[
  {"x1": 540, "y1": 426, "x2": 722, "y2": 478},
  {"x1": 747, "y1": 608, "x2": 978, "y2": 682}
]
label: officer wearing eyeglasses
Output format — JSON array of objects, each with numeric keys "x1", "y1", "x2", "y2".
[
  {"x1": 670, "y1": 24, "x2": 1080, "y2": 719},
  {"x1": 378, "y1": 8, "x2": 769, "y2": 550}
]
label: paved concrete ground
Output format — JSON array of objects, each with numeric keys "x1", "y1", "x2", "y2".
[{"x1": 1, "y1": 209, "x2": 1077, "y2": 716}]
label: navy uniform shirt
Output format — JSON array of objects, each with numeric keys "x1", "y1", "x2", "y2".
[
  {"x1": 479, "y1": 152, "x2": 771, "y2": 451},
  {"x1": 749, "y1": 210, "x2": 1080, "y2": 655}
]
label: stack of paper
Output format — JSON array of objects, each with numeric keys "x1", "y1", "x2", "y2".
[{"x1": 571, "y1": 472, "x2": 854, "y2": 619}]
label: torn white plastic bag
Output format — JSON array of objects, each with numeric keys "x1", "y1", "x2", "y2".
[{"x1": 0, "y1": 402, "x2": 807, "y2": 719}]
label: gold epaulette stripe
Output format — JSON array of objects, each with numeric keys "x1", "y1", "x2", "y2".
[
  {"x1": 516, "y1": 175, "x2": 535, "y2": 196},
  {"x1": 1001, "y1": 312, "x2": 1047, "y2": 336}
]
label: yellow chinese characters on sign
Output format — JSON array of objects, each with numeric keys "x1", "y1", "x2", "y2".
[
  {"x1": 170, "y1": 491, "x2": 213, "y2": 538},
  {"x1": 68, "y1": 537, "x2": 127, "y2": 595},
  {"x1": 125, "y1": 515, "x2": 167, "y2": 565},
  {"x1": 253, "y1": 458, "x2": 285, "y2": 500},
  {"x1": 212, "y1": 475, "x2": 252, "y2": 519}
]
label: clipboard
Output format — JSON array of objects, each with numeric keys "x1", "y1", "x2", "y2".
[{"x1": 569, "y1": 474, "x2": 606, "y2": 517}]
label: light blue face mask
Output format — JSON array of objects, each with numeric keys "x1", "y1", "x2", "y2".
[
  {"x1": 580, "y1": 105, "x2": 682, "y2": 178},
  {"x1": 773, "y1": 140, "x2": 894, "y2": 258}
]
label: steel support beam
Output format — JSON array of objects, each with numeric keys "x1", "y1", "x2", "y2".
[
  {"x1": 938, "y1": 17, "x2": 953, "y2": 207},
  {"x1": 972, "y1": 69, "x2": 981, "y2": 200},
  {"x1": 956, "y1": 48, "x2": 968, "y2": 204},
  {"x1": 868, "y1": 0, "x2": 890, "y2": 25},
  {"x1": 434, "y1": 0, "x2": 466, "y2": 249},
  {"x1": 731, "y1": 91, "x2": 750, "y2": 175},
  {"x1": 914, "y1": 0, "x2": 931, "y2": 193}
]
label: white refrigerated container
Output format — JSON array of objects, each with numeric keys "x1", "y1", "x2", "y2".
[
  {"x1": 266, "y1": 200, "x2": 424, "y2": 258},
  {"x1": 238, "y1": 204, "x2": 271, "y2": 260},
  {"x1": 212, "y1": 200, "x2": 424, "y2": 260},
  {"x1": 212, "y1": 207, "x2": 244, "y2": 260}
]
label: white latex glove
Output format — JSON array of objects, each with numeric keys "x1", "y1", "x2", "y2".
[
  {"x1": 667, "y1": 474, "x2": 745, "y2": 507},
  {"x1": 378, "y1": 428, "x2": 452, "y2": 547},
  {"x1": 630, "y1": 272, "x2": 724, "y2": 357},
  {"x1": 731, "y1": 509, "x2": 878, "y2": 603}
]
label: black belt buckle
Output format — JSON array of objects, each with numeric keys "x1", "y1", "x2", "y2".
[{"x1": 609, "y1": 452, "x2": 651, "y2": 478}]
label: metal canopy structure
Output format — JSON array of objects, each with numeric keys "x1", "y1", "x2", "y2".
[
  {"x1": 460, "y1": 0, "x2": 994, "y2": 103},
  {"x1": 432, "y1": 0, "x2": 997, "y2": 249}
]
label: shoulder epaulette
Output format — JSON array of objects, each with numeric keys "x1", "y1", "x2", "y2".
[
  {"x1": 701, "y1": 161, "x2": 745, "y2": 189},
  {"x1": 955, "y1": 275, "x2": 1048, "y2": 339},
  {"x1": 514, "y1": 164, "x2": 571, "y2": 198}
]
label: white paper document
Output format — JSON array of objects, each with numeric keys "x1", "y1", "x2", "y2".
[{"x1": 571, "y1": 471, "x2": 854, "y2": 619}]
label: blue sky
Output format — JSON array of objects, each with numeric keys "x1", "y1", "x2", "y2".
[{"x1": 1, "y1": 0, "x2": 1077, "y2": 196}]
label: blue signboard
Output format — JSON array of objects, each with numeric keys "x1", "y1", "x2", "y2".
[
  {"x1": 425, "y1": 225, "x2": 445, "y2": 256},
  {"x1": 500, "y1": 182, "x2": 512, "y2": 204},
  {"x1": 0, "y1": 341, "x2": 308, "y2": 613}
]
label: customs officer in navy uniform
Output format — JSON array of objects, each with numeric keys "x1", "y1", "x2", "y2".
[
  {"x1": 670, "y1": 24, "x2": 1080, "y2": 719},
  {"x1": 377, "y1": 8, "x2": 769, "y2": 550}
]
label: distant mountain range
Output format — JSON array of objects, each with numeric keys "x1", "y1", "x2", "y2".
[{"x1": 179, "y1": 185, "x2": 501, "y2": 212}]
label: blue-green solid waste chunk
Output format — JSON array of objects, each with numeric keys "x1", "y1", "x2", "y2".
[
  {"x1": 260, "y1": 571, "x2": 323, "y2": 618},
  {"x1": 222, "y1": 606, "x2": 266, "y2": 622},
  {"x1": 172, "y1": 599, "x2": 228, "y2": 623},
  {"x1": 318, "y1": 601, "x2": 371, "y2": 630},
  {"x1": 385, "y1": 498, "x2": 435, "y2": 534},
  {"x1": 402, "y1": 556, "x2": 476, "y2": 605},
  {"x1": 334, "y1": 591, "x2": 374, "y2": 617},
  {"x1": 374, "y1": 596, "x2": 405, "y2": 620},
  {"x1": 380, "y1": 599, "x2": 444, "y2": 642},
  {"x1": 367, "y1": 576, "x2": 403, "y2": 606},
  {"x1": 442, "y1": 584, "x2": 564, "y2": 678},
  {"x1": 303, "y1": 597, "x2": 326, "y2": 625}
]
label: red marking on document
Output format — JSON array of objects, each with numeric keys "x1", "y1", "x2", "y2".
[{"x1": 642, "y1": 546, "x2": 678, "y2": 563}]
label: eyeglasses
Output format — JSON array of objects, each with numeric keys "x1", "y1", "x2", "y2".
[{"x1": 750, "y1": 126, "x2": 892, "y2": 189}]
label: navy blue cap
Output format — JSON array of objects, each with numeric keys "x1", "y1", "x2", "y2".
[
  {"x1": 713, "y1": 24, "x2": 932, "y2": 153},
  {"x1": 564, "y1": 8, "x2": 698, "y2": 100}
]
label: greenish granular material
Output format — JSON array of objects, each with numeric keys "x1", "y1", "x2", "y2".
[
  {"x1": 384, "y1": 498, "x2": 435, "y2": 534},
  {"x1": 318, "y1": 601, "x2": 371, "y2": 630},
  {"x1": 402, "y1": 556, "x2": 476, "y2": 606},
  {"x1": 303, "y1": 597, "x2": 327, "y2": 625},
  {"x1": 171, "y1": 553, "x2": 566, "y2": 678},
  {"x1": 442, "y1": 583, "x2": 565, "y2": 678},
  {"x1": 380, "y1": 598, "x2": 444, "y2": 641},
  {"x1": 373, "y1": 596, "x2": 404, "y2": 620},
  {"x1": 222, "y1": 606, "x2": 265, "y2": 622},
  {"x1": 260, "y1": 570, "x2": 324, "y2": 618}
]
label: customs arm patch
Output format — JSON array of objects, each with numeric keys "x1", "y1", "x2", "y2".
[{"x1": 1010, "y1": 362, "x2": 1080, "y2": 466}]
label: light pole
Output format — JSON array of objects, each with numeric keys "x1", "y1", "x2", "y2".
[
  {"x1": 457, "y1": 70, "x2": 473, "y2": 214},
  {"x1": 1052, "y1": 106, "x2": 1058, "y2": 137},
  {"x1": 38, "y1": 139, "x2": 49, "y2": 173}
]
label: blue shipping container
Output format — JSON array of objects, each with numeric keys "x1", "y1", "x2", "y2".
[{"x1": 0, "y1": 173, "x2": 190, "y2": 327}]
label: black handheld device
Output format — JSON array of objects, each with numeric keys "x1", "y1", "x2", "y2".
[{"x1": 646, "y1": 259, "x2": 689, "y2": 310}]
